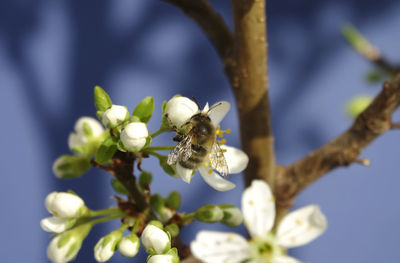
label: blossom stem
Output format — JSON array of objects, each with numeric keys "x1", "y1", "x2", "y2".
[
  {"x1": 143, "y1": 146, "x2": 174, "y2": 151},
  {"x1": 89, "y1": 207, "x2": 122, "y2": 217},
  {"x1": 88, "y1": 212, "x2": 126, "y2": 227},
  {"x1": 181, "y1": 213, "x2": 195, "y2": 225},
  {"x1": 146, "y1": 150, "x2": 165, "y2": 159},
  {"x1": 150, "y1": 128, "x2": 165, "y2": 138}
]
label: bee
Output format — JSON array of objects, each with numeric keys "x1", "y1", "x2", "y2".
[{"x1": 167, "y1": 102, "x2": 229, "y2": 177}]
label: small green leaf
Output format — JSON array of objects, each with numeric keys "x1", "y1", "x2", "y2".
[
  {"x1": 164, "y1": 224, "x2": 179, "y2": 237},
  {"x1": 161, "y1": 100, "x2": 167, "y2": 114},
  {"x1": 111, "y1": 178, "x2": 129, "y2": 195},
  {"x1": 139, "y1": 171, "x2": 153, "y2": 189},
  {"x1": 95, "y1": 137, "x2": 118, "y2": 164},
  {"x1": 94, "y1": 86, "x2": 112, "y2": 111},
  {"x1": 158, "y1": 156, "x2": 176, "y2": 177},
  {"x1": 149, "y1": 194, "x2": 164, "y2": 214},
  {"x1": 165, "y1": 191, "x2": 181, "y2": 210},
  {"x1": 133, "y1": 97, "x2": 154, "y2": 123},
  {"x1": 116, "y1": 141, "x2": 127, "y2": 152}
]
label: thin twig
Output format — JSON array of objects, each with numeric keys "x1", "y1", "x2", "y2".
[{"x1": 275, "y1": 74, "x2": 400, "y2": 222}]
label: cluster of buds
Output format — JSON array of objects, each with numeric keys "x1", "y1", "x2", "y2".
[
  {"x1": 94, "y1": 225, "x2": 140, "y2": 262},
  {"x1": 194, "y1": 204, "x2": 243, "y2": 226}
]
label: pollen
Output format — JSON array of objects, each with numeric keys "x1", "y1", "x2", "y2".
[
  {"x1": 225, "y1": 128, "x2": 231, "y2": 134},
  {"x1": 218, "y1": 139, "x2": 227, "y2": 145},
  {"x1": 203, "y1": 162, "x2": 209, "y2": 167},
  {"x1": 208, "y1": 169, "x2": 213, "y2": 174}
]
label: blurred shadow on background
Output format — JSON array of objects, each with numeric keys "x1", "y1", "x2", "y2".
[{"x1": 0, "y1": 0, "x2": 397, "y2": 261}]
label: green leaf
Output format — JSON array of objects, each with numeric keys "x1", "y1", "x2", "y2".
[
  {"x1": 158, "y1": 156, "x2": 176, "y2": 177},
  {"x1": 165, "y1": 191, "x2": 181, "y2": 210},
  {"x1": 53, "y1": 155, "x2": 91, "y2": 179},
  {"x1": 95, "y1": 137, "x2": 118, "y2": 164},
  {"x1": 149, "y1": 194, "x2": 164, "y2": 214},
  {"x1": 139, "y1": 171, "x2": 153, "y2": 189},
  {"x1": 94, "y1": 86, "x2": 112, "y2": 111},
  {"x1": 164, "y1": 224, "x2": 179, "y2": 238},
  {"x1": 111, "y1": 178, "x2": 129, "y2": 195},
  {"x1": 132, "y1": 97, "x2": 154, "y2": 123}
]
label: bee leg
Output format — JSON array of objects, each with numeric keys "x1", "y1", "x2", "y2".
[{"x1": 173, "y1": 133, "x2": 185, "y2": 142}]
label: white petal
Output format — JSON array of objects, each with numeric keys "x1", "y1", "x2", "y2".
[
  {"x1": 202, "y1": 102, "x2": 210, "y2": 112},
  {"x1": 241, "y1": 180, "x2": 275, "y2": 239},
  {"x1": 277, "y1": 205, "x2": 327, "y2": 248},
  {"x1": 176, "y1": 163, "x2": 194, "y2": 183},
  {"x1": 272, "y1": 255, "x2": 302, "y2": 263},
  {"x1": 45, "y1": 192, "x2": 85, "y2": 218},
  {"x1": 221, "y1": 145, "x2": 249, "y2": 174},
  {"x1": 207, "y1": 101, "x2": 230, "y2": 126},
  {"x1": 165, "y1": 97, "x2": 199, "y2": 128},
  {"x1": 190, "y1": 231, "x2": 250, "y2": 263},
  {"x1": 148, "y1": 255, "x2": 175, "y2": 263},
  {"x1": 199, "y1": 167, "x2": 236, "y2": 191},
  {"x1": 141, "y1": 225, "x2": 170, "y2": 254},
  {"x1": 40, "y1": 217, "x2": 69, "y2": 233}
]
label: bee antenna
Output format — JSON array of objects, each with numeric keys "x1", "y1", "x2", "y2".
[
  {"x1": 191, "y1": 97, "x2": 201, "y2": 109},
  {"x1": 207, "y1": 102, "x2": 222, "y2": 113}
]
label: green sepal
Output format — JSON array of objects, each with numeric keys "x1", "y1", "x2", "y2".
[
  {"x1": 117, "y1": 141, "x2": 127, "y2": 152},
  {"x1": 165, "y1": 191, "x2": 181, "y2": 210},
  {"x1": 165, "y1": 224, "x2": 180, "y2": 237},
  {"x1": 149, "y1": 194, "x2": 165, "y2": 214},
  {"x1": 95, "y1": 136, "x2": 118, "y2": 164},
  {"x1": 218, "y1": 204, "x2": 243, "y2": 227},
  {"x1": 53, "y1": 155, "x2": 91, "y2": 179},
  {"x1": 94, "y1": 86, "x2": 112, "y2": 111},
  {"x1": 111, "y1": 178, "x2": 129, "y2": 195},
  {"x1": 96, "y1": 110, "x2": 104, "y2": 120},
  {"x1": 129, "y1": 115, "x2": 141, "y2": 123},
  {"x1": 133, "y1": 96, "x2": 154, "y2": 123},
  {"x1": 144, "y1": 136, "x2": 152, "y2": 148}
]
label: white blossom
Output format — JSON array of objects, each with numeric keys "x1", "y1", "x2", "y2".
[
  {"x1": 68, "y1": 117, "x2": 104, "y2": 151},
  {"x1": 141, "y1": 224, "x2": 171, "y2": 254},
  {"x1": 47, "y1": 224, "x2": 91, "y2": 263},
  {"x1": 120, "y1": 122, "x2": 149, "y2": 152},
  {"x1": 94, "y1": 229, "x2": 123, "y2": 262},
  {"x1": 118, "y1": 234, "x2": 140, "y2": 258},
  {"x1": 191, "y1": 180, "x2": 327, "y2": 263},
  {"x1": 45, "y1": 192, "x2": 86, "y2": 218},
  {"x1": 148, "y1": 254, "x2": 179, "y2": 263},
  {"x1": 40, "y1": 216, "x2": 75, "y2": 233},
  {"x1": 171, "y1": 98, "x2": 248, "y2": 191},
  {"x1": 101, "y1": 105, "x2": 129, "y2": 128},
  {"x1": 164, "y1": 96, "x2": 199, "y2": 128}
]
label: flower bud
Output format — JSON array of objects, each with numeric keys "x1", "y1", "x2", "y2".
[
  {"x1": 194, "y1": 204, "x2": 224, "y2": 223},
  {"x1": 165, "y1": 191, "x2": 181, "y2": 210},
  {"x1": 164, "y1": 96, "x2": 198, "y2": 128},
  {"x1": 120, "y1": 122, "x2": 149, "y2": 152},
  {"x1": 47, "y1": 224, "x2": 91, "y2": 263},
  {"x1": 118, "y1": 233, "x2": 140, "y2": 258},
  {"x1": 164, "y1": 224, "x2": 180, "y2": 237},
  {"x1": 148, "y1": 254, "x2": 179, "y2": 263},
  {"x1": 52, "y1": 155, "x2": 91, "y2": 179},
  {"x1": 40, "y1": 216, "x2": 77, "y2": 233},
  {"x1": 68, "y1": 117, "x2": 104, "y2": 151},
  {"x1": 94, "y1": 229, "x2": 124, "y2": 262},
  {"x1": 218, "y1": 204, "x2": 243, "y2": 227},
  {"x1": 141, "y1": 223, "x2": 171, "y2": 254},
  {"x1": 45, "y1": 192, "x2": 86, "y2": 218},
  {"x1": 101, "y1": 105, "x2": 129, "y2": 128}
]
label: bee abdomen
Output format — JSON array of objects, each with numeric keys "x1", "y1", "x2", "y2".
[
  {"x1": 179, "y1": 152, "x2": 206, "y2": 170},
  {"x1": 191, "y1": 144, "x2": 208, "y2": 157}
]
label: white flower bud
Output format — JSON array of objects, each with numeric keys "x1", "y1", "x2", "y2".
[
  {"x1": 94, "y1": 229, "x2": 123, "y2": 262},
  {"x1": 40, "y1": 216, "x2": 76, "y2": 233},
  {"x1": 120, "y1": 122, "x2": 149, "y2": 152},
  {"x1": 148, "y1": 255, "x2": 179, "y2": 263},
  {"x1": 164, "y1": 96, "x2": 199, "y2": 128},
  {"x1": 45, "y1": 192, "x2": 86, "y2": 218},
  {"x1": 47, "y1": 224, "x2": 91, "y2": 263},
  {"x1": 68, "y1": 117, "x2": 104, "y2": 150},
  {"x1": 101, "y1": 105, "x2": 129, "y2": 128},
  {"x1": 118, "y1": 234, "x2": 140, "y2": 258},
  {"x1": 141, "y1": 224, "x2": 171, "y2": 254}
]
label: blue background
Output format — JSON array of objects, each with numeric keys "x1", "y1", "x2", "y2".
[{"x1": 1, "y1": 0, "x2": 400, "y2": 262}]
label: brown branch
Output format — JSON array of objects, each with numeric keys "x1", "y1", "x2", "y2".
[
  {"x1": 231, "y1": 0, "x2": 275, "y2": 188},
  {"x1": 162, "y1": 0, "x2": 234, "y2": 67},
  {"x1": 275, "y1": 74, "x2": 400, "y2": 221}
]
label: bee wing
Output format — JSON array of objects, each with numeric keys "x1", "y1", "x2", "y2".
[
  {"x1": 209, "y1": 143, "x2": 229, "y2": 177},
  {"x1": 167, "y1": 134, "x2": 193, "y2": 165}
]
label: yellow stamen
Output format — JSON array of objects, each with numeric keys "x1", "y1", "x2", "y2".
[
  {"x1": 222, "y1": 149, "x2": 227, "y2": 153},
  {"x1": 208, "y1": 169, "x2": 213, "y2": 174},
  {"x1": 218, "y1": 139, "x2": 227, "y2": 145},
  {"x1": 225, "y1": 128, "x2": 231, "y2": 134},
  {"x1": 203, "y1": 162, "x2": 209, "y2": 167}
]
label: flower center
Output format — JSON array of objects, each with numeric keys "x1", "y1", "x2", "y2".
[{"x1": 249, "y1": 233, "x2": 284, "y2": 263}]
